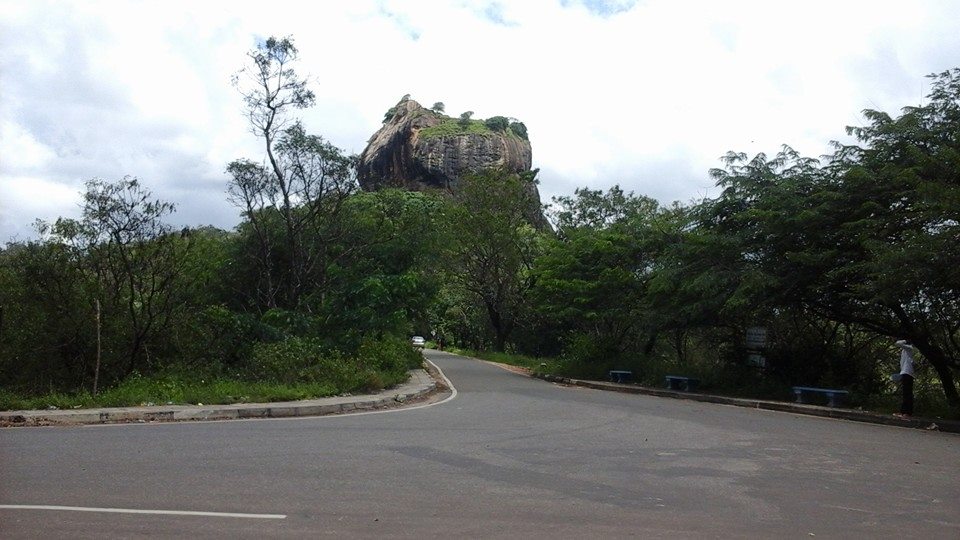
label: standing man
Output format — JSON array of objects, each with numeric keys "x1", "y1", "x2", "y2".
[{"x1": 894, "y1": 339, "x2": 916, "y2": 417}]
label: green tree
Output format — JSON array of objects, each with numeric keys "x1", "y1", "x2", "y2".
[
  {"x1": 445, "y1": 170, "x2": 544, "y2": 351},
  {"x1": 317, "y1": 189, "x2": 445, "y2": 346},
  {"x1": 228, "y1": 36, "x2": 357, "y2": 311},
  {"x1": 484, "y1": 116, "x2": 510, "y2": 132},
  {"x1": 551, "y1": 185, "x2": 660, "y2": 233},
  {"x1": 0, "y1": 240, "x2": 91, "y2": 392},
  {"x1": 509, "y1": 121, "x2": 528, "y2": 140},
  {"x1": 702, "y1": 67, "x2": 960, "y2": 407},
  {"x1": 34, "y1": 178, "x2": 192, "y2": 391},
  {"x1": 534, "y1": 187, "x2": 673, "y2": 365}
]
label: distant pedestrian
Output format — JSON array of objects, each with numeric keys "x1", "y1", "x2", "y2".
[{"x1": 894, "y1": 339, "x2": 916, "y2": 417}]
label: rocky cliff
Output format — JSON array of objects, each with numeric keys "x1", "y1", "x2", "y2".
[{"x1": 357, "y1": 97, "x2": 538, "y2": 197}]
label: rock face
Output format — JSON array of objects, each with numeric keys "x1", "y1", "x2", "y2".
[{"x1": 357, "y1": 97, "x2": 536, "y2": 195}]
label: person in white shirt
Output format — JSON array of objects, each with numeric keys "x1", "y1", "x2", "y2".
[{"x1": 894, "y1": 339, "x2": 916, "y2": 417}]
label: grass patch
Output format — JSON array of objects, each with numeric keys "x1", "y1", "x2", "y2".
[
  {"x1": 0, "y1": 373, "x2": 342, "y2": 411},
  {"x1": 1, "y1": 336, "x2": 423, "y2": 411},
  {"x1": 419, "y1": 118, "x2": 494, "y2": 139},
  {"x1": 446, "y1": 347, "x2": 561, "y2": 373}
]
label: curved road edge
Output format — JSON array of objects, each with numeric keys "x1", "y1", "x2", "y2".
[
  {"x1": 468, "y1": 356, "x2": 960, "y2": 434},
  {"x1": 0, "y1": 359, "x2": 456, "y2": 428}
]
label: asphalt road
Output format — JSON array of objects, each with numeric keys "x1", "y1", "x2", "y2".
[{"x1": 2, "y1": 350, "x2": 959, "y2": 539}]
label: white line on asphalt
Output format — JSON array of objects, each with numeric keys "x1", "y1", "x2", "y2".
[
  {"x1": 330, "y1": 357, "x2": 459, "y2": 418},
  {"x1": 0, "y1": 504, "x2": 286, "y2": 519}
]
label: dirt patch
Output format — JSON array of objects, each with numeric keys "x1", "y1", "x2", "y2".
[{"x1": 483, "y1": 361, "x2": 533, "y2": 376}]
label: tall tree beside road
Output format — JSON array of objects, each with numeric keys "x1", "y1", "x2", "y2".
[
  {"x1": 822, "y1": 68, "x2": 960, "y2": 405},
  {"x1": 446, "y1": 170, "x2": 544, "y2": 351},
  {"x1": 533, "y1": 187, "x2": 669, "y2": 364},
  {"x1": 228, "y1": 36, "x2": 356, "y2": 311},
  {"x1": 701, "y1": 70, "x2": 960, "y2": 405},
  {"x1": 317, "y1": 189, "x2": 446, "y2": 346}
]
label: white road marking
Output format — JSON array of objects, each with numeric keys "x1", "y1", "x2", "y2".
[
  {"x1": 0, "y1": 504, "x2": 286, "y2": 519},
  {"x1": 311, "y1": 357, "x2": 459, "y2": 419}
]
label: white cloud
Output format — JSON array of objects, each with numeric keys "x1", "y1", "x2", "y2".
[
  {"x1": 0, "y1": 175, "x2": 81, "y2": 241},
  {"x1": 2, "y1": 0, "x2": 959, "y2": 243}
]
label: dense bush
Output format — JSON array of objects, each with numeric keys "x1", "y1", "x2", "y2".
[
  {"x1": 248, "y1": 338, "x2": 357, "y2": 386},
  {"x1": 484, "y1": 116, "x2": 510, "y2": 132},
  {"x1": 508, "y1": 121, "x2": 528, "y2": 140},
  {"x1": 245, "y1": 335, "x2": 421, "y2": 392},
  {"x1": 359, "y1": 336, "x2": 424, "y2": 378}
]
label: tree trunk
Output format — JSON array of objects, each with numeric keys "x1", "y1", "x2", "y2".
[
  {"x1": 914, "y1": 339, "x2": 960, "y2": 408},
  {"x1": 93, "y1": 298, "x2": 101, "y2": 396},
  {"x1": 486, "y1": 301, "x2": 507, "y2": 352},
  {"x1": 887, "y1": 304, "x2": 960, "y2": 408},
  {"x1": 643, "y1": 331, "x2": 658, "y2": 355}
]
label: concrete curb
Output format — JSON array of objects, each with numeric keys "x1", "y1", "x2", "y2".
[
  {"x1": 533, "y1": 373, "x2": 960, "y2": 434},
  {"x1": 0, "y1": 368, "x2": 440, "y2": 427}
]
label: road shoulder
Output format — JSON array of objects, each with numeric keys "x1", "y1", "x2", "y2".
[
  {"x1": 0, "y1": 365, "x2": 446, "y2": 427},
  {"x1": 472, "y1": 356, "x2": 959, "y2": 434}
]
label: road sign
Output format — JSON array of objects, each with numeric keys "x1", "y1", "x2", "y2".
[
  {"x1": 745, "y1": 327, "x2": 767, "y2": 349},
  {"x1": 747, "y1": 353, "x2": 766, "y2": 368}
]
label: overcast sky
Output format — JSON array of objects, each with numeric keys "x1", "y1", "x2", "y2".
[{"x1": 2, "y1": 0, "x2": 959, "y2": 243}]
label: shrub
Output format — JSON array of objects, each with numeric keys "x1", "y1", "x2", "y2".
[
  {"x1": 509, "y1": 121, "x2": 528, "y2": 140},
  {"x1": 484, "y1": 116, "x2": 510, "y2": 132},
  {"x1": 178, "y1": 305, "x2": 280, "y2": 367},
  {"x1": 358, "y1": 336, "x2": 422, "y2": 381},
  {"x1": 247, "y1": 337, "x2": 363, "y2": 388},
  {"x1": 260, "y1": 308, "x2": 317, "y2": 338},
  {"x1": 245, "y1": 336, "x2": 417, "y2": 392}
]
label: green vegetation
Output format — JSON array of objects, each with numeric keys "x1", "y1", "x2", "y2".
[
  {"x1": 484, "y1": 116, "x2": 510, "y2": 132},
  {"x1": 419, "y1": 117, "x2": 494, "y2": 138},
  {"x1": 430, "y1": 70, "x2": 960, "y2": 418},
  {"x1": 445, "y1": 347, "x2": 561, "y2": 373},
  {"x1": 418, "y1": 116, "x2": 529, "y2": 140},
  {"x1": 508, "y1": 121, "x2": 528, "y2": 140},
  {"x1": 0, "y1": 375, "x2": 340, "y2": 411},
  {"x1": 416, "y1": 107, "x2": 529, "y2": 141},
  {"x1": 1, "y1": 36, "x2": 958, "y2": 419},
  {"x1": 0, "y1": 334, "x2": 422, "y2": 411},
  {"x1": 0, "y1": 36, "x2": 432, "y2": 410}
]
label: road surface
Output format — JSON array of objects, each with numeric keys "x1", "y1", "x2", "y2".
[{"x1": 2, "y1": 350, "x2": 958, "y2": 538}]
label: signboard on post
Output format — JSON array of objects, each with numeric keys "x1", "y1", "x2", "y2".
[
  {"x1": 747, "y1": 353, "x2": 766, "y2": 368},
  {"x1": 745, "y1": 327, "x2": 767, "y2": 349}
]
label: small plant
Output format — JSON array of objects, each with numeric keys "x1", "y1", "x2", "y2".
[{"x1": 383, "y1": 106, "x2": 398, "y2": 122}]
